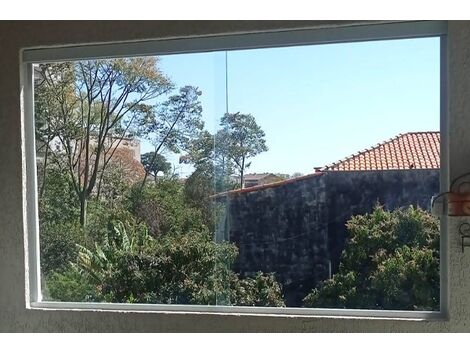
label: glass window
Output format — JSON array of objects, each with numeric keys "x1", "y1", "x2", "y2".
[{"x1": 32, "y1": 36, "x2": 441, "y2": 312}]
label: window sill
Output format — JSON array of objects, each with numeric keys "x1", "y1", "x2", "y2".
[{"x1": 29, "y1": 301, "x2": 447, "y2": 322}]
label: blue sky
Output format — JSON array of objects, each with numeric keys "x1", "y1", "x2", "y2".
[{"x1": 142, "y1": 37, "x2": 440, "y2": 176}]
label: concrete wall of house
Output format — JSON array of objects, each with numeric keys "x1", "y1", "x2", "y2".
[
  {"x1": 1, "y1": 20, "x2": 470, "y2": 332},
  {"x1": 226, "y1": 169, "x2": 440, "y2": 306}
]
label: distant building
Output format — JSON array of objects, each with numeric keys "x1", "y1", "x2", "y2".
[
  {"x1": 102, "y1": 137, "x2": 145, "y2": 184},
  {"x1": 37, "y1": 135, "x2": 145, "y2": 185},
  {"x1": 243, "y1": 173, "x2": 285, "y2": 188}
]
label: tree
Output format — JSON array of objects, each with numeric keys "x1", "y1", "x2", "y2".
[
  {"x1": 141, "y1": 152, "x2": 172, "y2": 181},
  {"x1": 303, "y1": 205, "x2": 440, "y2": 311},
  {"x1": 36, "y1": 59, "x2": 205, "y2": 227},
  {"x1": 219, "y1": 112, "x2": 268, "y2": 188},
  {"x1": 38, "y1": 166, "x2": 83, "y2": 274},
  {"x1": 138, "y1": 85, "x2": 204, "y2": 190},
  {"x1": 36, "y1": 58, "x2": 174, "y2": 226}
]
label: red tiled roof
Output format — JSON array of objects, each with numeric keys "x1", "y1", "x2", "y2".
[
  {"x1": 323, "y1": 132, "x2": 440, "y2": 171},
  {"x1": 212, "y1": 131, "x2": 440, "y2": 198}
]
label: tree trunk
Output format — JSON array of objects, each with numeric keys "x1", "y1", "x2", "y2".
[{"x1": 79, "y1": 195, "x2": 87, "y2": 227}]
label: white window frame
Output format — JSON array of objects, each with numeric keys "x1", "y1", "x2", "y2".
[{"x1": 22, "y1": 20, "x2": 449, "y2": 320}]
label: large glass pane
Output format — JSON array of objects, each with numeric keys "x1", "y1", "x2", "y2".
[{"x1": 35, "y1": 36, "x2": 440, "y2": 311}]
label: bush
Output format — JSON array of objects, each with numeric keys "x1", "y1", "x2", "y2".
[
  {"x1": 126, "y1": 180, "x2": 208, "y2": 237},
  {"x1": 47, "y1": 221, "x2": 285, "y2": 307},
  {"x1": 303, "y1": 205, "x2": 439, "y2": 311},
  {"x1": 232, "y1": 272, "x2": 285, "y2": 307},
  {"x1": 44, "y1": 269, "x2": 98, "y2": 302},
  {"x1": 40, "y1": 221, "x2": 84, "y2": 274},
  {"x1": 39, "y1": 167, "x2": 84, "y2": 274},
  {"x1": 38, "y1": 167, "x2": 80, "y2": 226}
]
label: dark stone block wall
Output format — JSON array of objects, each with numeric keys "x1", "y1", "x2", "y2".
[
  {"x1": 226, "y1": 174, "x2": 329, "y2": 306},
  {"x1": 223, "y1": 169, "x2": 440, "y2": 307}
]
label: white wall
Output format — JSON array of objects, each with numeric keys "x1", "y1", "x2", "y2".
[{"x1": 0, "y1": 20, "x2": 469, "y2": 332}]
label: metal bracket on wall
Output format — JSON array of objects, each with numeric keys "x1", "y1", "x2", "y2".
[{"x1": 459, "y1": 222, "x2": 470, "y2": 253}]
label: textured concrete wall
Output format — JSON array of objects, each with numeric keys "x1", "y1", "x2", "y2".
[
  {"x1": 226, "y1": 169, "x2": 439, "y2": 306},
  {"x1": 227, "y1": 173, "x2": 329, "y2": 306},
  {"x1": 0, "y1": 20, "x2": 469, "y2": 332}
]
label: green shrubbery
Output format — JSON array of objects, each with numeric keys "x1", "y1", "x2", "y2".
[
  {"x1": 40, "y1": 168, "x2": 285, "y2": 307},
  {"x1": 126, "y1": 180, "x2": 208, "y2": 237},
  {"x1": 303, "y1": 205, "x2": 440, "y2": 311},
  {"x1": 45, "y1": 220, "x2": 284, "y2": 306}
]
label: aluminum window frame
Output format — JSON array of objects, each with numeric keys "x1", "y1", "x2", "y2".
[{"x1": 21, "y1": 20, "x2": 449, "y2": 320}]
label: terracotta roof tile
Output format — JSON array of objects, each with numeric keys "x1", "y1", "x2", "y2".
[
  {"x1": 323, "y1": 132, "x2": 440, "y2": 171},
  {"x1": 213, "y1": 131, "x2": 440, "y2": 197}
]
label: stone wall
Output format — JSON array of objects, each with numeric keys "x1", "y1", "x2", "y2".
[
  {"x1": 224, "y1": 169, "x2": 440, "y2": 306},
  {"x1": 226, "y1": 174, "x2": 329, "y2": 306}
]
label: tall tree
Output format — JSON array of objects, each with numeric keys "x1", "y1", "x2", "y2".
[
  {"x1": 36, "y1": 58, "x2": 174, "y2": 226},
  {"x1": 141, "y1": 152, "x2": 172, "y2": 181},
  {"x1": 219, "y1": 112, "x2": 268, "y2": 188},
  {"x1": 181, "y1": 129, "x2": 237, "y2": 194},
  {"x1": 138, "y1": 85, "x2": 204, "y2": 190}
]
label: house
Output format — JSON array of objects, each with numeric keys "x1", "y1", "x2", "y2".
[
  {"x1": 219, "y1": 132, "x2": 440, "y2": 306},
  {"x1": 243, "y1": 173, "x2": 285, "y2": 188},
  {"x1": 322, "y1": 131, "x2": 440, "y2": 171}
]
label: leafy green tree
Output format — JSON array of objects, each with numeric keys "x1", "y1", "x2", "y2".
[
  {"x1": 36, "y1": 58, "x2": 173, "y2": 226},
  {"x1": 141, "y1": 152, "x2": 172, "y2": 181},
  {"x1": 44, "y1": 269, "x2": 98, "y2": 303},
  {"x1": 219, "y1": 112, "x2": 268, "y2": 188},
  {"x1": 303, "y1": 205, "x2": 440, "y2": 311},
  {"x1": 181, "y1": 130, "x2": 236, "y2": 229},
  {"x1": 138, "y1": 85, "x2": 204, "y2": 189},
  {"x1": 35, "y1": 62, "x2": 76, "y2": 198}
]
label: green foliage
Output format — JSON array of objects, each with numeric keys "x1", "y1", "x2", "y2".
[
  {"x1": 139, "y1": 86, "x2": 204, "y2": 154},
  {"x1": 38, "y1": 167, "x2": 80, "y2": 225},
  {"x1": 219, "y1": 112, "x2": 268, "y2": 188},
  {"x1": 231, "y1": 272, "x2": 285, "y2": 307},
  {"x1": 39, "y1": 167, "x2": 83, "y2": 274},
  {"x1": 126, "y1": 179, "x2": 207, "y2": 237},
  {"x1": 303, "y1": 205, "x2": 440, "y2": 311},
  {"x1": 141, "y1": 152, "x2": 172, "y2": 180},
  {"x1": 44, "y1": 269, "x2": 98, "y2": 302},
  {"x1": 40, "y1": 222, "x2": 84, "y2": 275},
  {"x1": 35, "y1": 59, "x2": 200, "y2": 226},
  {"x1": 46, "y1": 221, "x2": 285, "y2": 307},
  {"x1": 183, "y1": 167, "x2": 215, "y2": 230},
  {"x1": 98, "y1": 163, "x2": 131, "y2": 207}
]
